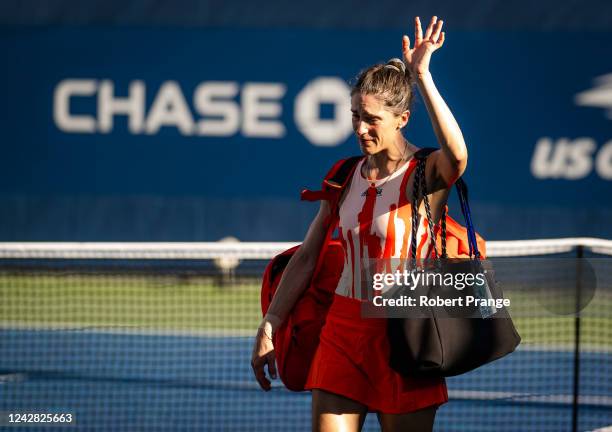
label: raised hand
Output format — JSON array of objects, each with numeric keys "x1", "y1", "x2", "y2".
[{"x1": 402, "y1": 16, "x2": 445, "y2": 79}]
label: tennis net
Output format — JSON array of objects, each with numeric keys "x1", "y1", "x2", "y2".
[{"x1": 0, "y1": 238, "x2": 611, "y2": 431}]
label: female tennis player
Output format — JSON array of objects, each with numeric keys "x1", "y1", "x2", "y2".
[{"x1": 251, "y1": 16, "x2": 467, "y2": 432}]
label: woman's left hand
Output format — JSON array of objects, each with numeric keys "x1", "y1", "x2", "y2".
[{"x1": 402, "y1": 16, "x2": 445, "y2": 79}]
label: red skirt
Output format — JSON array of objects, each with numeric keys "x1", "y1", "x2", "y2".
[{"x1": 304, "y1": 294, "x2": 448, "y2": 414}]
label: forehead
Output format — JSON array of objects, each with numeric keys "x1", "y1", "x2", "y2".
[{"x1": 350, "y1": 93, "x2": 387, "y2": 115}]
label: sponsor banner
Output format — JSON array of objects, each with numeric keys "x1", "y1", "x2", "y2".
[{"x1": 0, "y1": 28, "x2": 610, "y2": 239}]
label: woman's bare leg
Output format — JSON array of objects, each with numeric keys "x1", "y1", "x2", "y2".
[
  {"x1": 376, "y1": 405, "x2": 438, "y2": 432},
  {"x1": 312, "y1": 389, "x2": 369, "y2": 432}
]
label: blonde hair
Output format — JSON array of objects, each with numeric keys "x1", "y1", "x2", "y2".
[{"x1": 351, "y1": 58, "x2": 415, "y2": 116}]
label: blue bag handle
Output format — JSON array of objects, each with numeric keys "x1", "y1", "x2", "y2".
[
  {"x1": 413, "y1": 149, "x2": 481, "y2": 259},
  {"x1": 454, "y1": 178, "x2": 481, "y2": 259}
]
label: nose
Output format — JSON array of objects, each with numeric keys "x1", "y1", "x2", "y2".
[{"x1": 356, "y1": 121, "x2": 369, "y2": 136}]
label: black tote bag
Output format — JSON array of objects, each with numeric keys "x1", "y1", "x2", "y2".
[{"x1": 387, "y1": 151, "x2": 521, "y2": 377}]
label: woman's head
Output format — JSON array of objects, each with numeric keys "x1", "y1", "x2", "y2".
[{"x1": 350, "y1": 58, "x2": 414, "y2": 156}]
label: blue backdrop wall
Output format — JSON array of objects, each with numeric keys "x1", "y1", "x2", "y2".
[{"x1": 1, "y1": 3, "x2": 611, "y2": 241}]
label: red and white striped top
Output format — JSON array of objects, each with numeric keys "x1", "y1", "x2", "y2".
[{"x1": 335, "y1": 157, "x2": 436, "y2": 300}]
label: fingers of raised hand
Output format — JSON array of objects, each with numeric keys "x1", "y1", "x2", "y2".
[
  {"x1": 436, "y1": 31, "x2": 445, "y2": 48},
  {"x1": 431, "y1": 19, "x2": 444, "y2": 44},
  {"x1": 424, "y1": 16, "x2": 437, "y2": 40},
  {"x1": 402, "y1": 35, "x2": 410, "y2": 50},
  {"x1": 414, "y1": 16, "x2": 423, "y2": 45},
  {"x1": 402, "y1": 35, "x2": 412, "y2": 59}
]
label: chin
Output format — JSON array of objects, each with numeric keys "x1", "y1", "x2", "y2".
[{"x1": 359, "y1": 142, "x2": 377, "y2": 155}]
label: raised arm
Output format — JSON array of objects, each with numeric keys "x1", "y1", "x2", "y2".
[
  {"x1": 251, "y1": 199, "x2": 331, "y2": 390},
  {"x1": 403, "y1": 16, "x2": 468, "y2": 190}
]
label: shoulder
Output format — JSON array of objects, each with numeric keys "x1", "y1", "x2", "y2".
[
  {"x1": 403, "y1": 147, "x2": 452, "y2": 198},
  {"x1": 322, "y1": 156, "x2": 364, "y2": 187},
  {"x1": 416, "y1": 148, "x2": 456, "y2": 192},
  {"x1": 325, "y1": 156, "x2": 364, "y2": 173}
]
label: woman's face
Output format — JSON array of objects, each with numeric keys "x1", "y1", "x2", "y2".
[{"x1": 351, "y1": 92, "x2": 407, "y2": 156}]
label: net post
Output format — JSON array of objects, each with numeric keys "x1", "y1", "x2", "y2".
[{"x1": 571, "y1": 244, "x2": 583, "y2": 432}]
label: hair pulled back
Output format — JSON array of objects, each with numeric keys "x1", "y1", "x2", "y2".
[{"x1": 351, "y1": 58, "x2": 415, "y2": 116}]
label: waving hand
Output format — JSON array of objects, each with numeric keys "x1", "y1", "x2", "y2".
[{"x1": 402, "y1": 16, "x2": 445, "y2": 78}]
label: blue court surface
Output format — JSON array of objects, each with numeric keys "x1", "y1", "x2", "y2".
[{"x1": 0, "y1": 329, "x2": 610, "y2": 431}]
